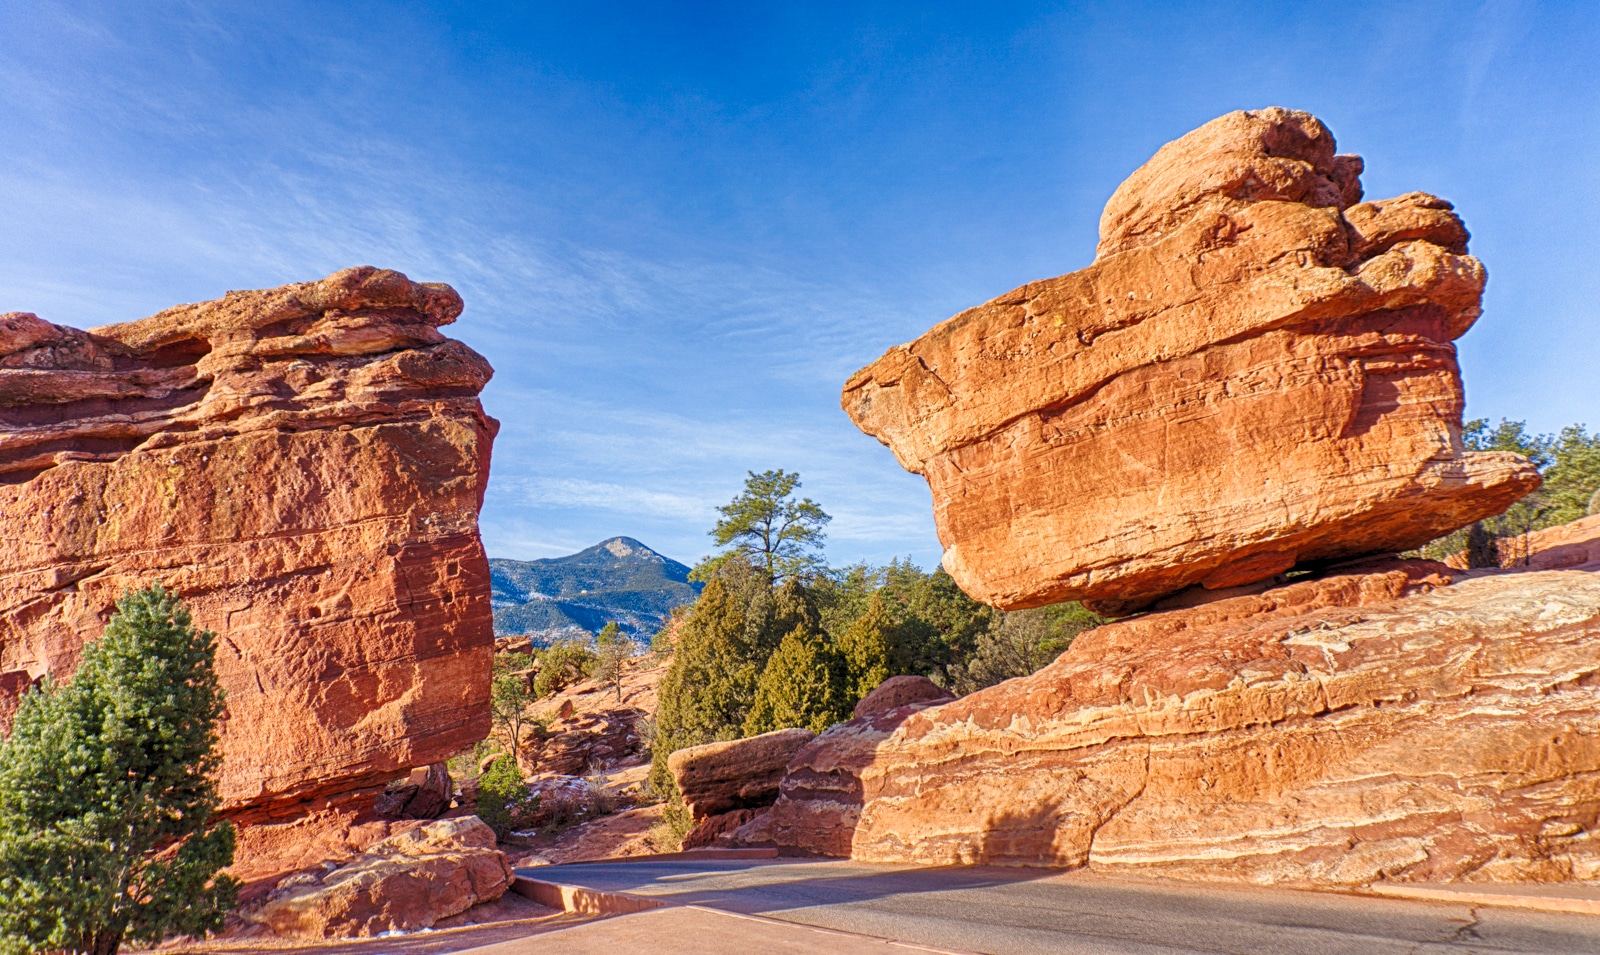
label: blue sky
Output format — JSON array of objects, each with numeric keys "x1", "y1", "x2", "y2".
[{"x1": 2, "y1": 2, "x2": 1596, "y2": 570}]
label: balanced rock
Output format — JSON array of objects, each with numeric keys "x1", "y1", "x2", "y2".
[
  {"x1": 0, "y1": 269, "x2": 497, "y2": 841},
  {"x1": 757, "y1": 548, "x2": 1600, "y2": 885},
  {"x1": 842, "y1": 108, "x2": 1540, "y2": 613},
  {"x1": 248, "y1": 816, "x2": 512, "y2": 938}
]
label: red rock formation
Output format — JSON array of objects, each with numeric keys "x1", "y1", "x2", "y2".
[
  {"x1": 0, "y1": 269, "x2": 497, "y2": 847},
  {"x1": 752, "y1": 542, "x2": 1600, "y2": 886},
  {"x1": 669, "y1": 728, "x2": 815, "y2": 848},
  {"x1": 246, "y1": 816, "x2": 512, "y2": 938},
  {"x1": 852, "y1": 674, "x2": 954, "y2": 719},
  {"x1": 842, "y1": 108, "x2": 1540, "y2": 614}
]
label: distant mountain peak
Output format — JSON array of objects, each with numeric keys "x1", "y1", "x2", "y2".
[{"x1": 488, "y1": 537, "x2": 700, "y2": 640}]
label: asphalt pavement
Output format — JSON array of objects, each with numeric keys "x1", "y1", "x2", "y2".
[{"x1": 513, "y1": 858, "x2": 1600, "y2": 955}]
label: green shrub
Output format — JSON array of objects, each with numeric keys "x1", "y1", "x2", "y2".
[
  {"x1": 475, "y1": 755, "x2": 535, "y2": 840},
  {"x1": 947, "y1": 603, "x2": 1105, "y2": 695},
  {"x1": 0, "y1": 585, "x2": 238, "y2": 955},
  {"x1": 533, "y1": 639, "x2": 597, "y2": 698}
]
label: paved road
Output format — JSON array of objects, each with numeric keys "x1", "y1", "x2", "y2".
[{"x1": 516, "y1": 858, "x2": 1600, "y2": 955}]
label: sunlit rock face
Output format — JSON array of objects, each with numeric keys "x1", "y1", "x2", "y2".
[
  {"x1": 744, "y1": 541, "x2": 1600, "y2": 886},
  {"x1": 842, "y1": 107, "x2": 1539, "y2": 615},
  {"x1": 0, "y1": 267, "x2": 498, "y2": 824}
]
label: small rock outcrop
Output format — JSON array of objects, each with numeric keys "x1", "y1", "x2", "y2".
[
  {"x1": 842, "y1": 108, "x2": 1540, "y2": 614},
  {"x1": 852, "y1": 675, "x2": 954, "y2": 719},
  {"x1": 749, "y1": 540, "x2": 1600, "y2": 885},
  {"x1": 668, "y1": 727, "x2": 814, "y2": 847},
  {"x1": 247, "y1": 816, "x2": 512, "y2": 938},
  {"x1": 733, "y1": 683, "x2": 955, "y2": 857},
  {"x1": 375, "y1": 763, "x2": 455, "y2": 820},
  {"x1": 0, "y1": 268, "x2": 498, "y2": 878}
]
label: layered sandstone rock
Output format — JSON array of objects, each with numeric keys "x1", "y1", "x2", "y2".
[
  {"x1": 734, "y1": 687, "x2": 955, "y2": 857},
  {"x1": 247, "y1": 816, "x2": 512, "y2": 938},
  {"x1": 669, "y1": 727, "x2": 814, "y2": 848},
  {"x1": 0, "y1": 268, "x2": 497, "y2": 834},
  {"x1": 842, "y1": 108, "x2": 1541, "y2": 613},
  {"x1": 755, "y1": 549, "x2": 1600, "y2": 886}
]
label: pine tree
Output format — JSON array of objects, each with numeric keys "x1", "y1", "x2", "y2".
[
  {"x1": 835, "y1": 591, "x2": 894, "y2": 700},
  {"x1": 744, "y1": 619, "x2": 851, "y2": 735},
  {"x1": 593, "y1": 622, "x2": 633, "y2": 703},
  {"x1": 649, "y1": 560, "x2": 770, "y2": 794},
  {"x1": 0, "y1": 585, "x2": 238, "y2": 955}
]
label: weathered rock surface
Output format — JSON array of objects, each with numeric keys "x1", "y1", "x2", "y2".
[
  {"x1": 841, "y1": 108, "x2": 1540, "y2": 613},
  {"x1": 375, "y1": 763, "x2": 456, "y2": 820},
  {"x1": 669, "y1": 727, "x2": 814, "y2": 848},
  {"x1": 733, "y1": 692, "x2": 954, "y2": 857},
  {"x1": 1495, "y1": 515, "x2": 1600, "y2": 572},
  {"x1": 757, "y1": 552, "x2": 1600, "y2": 886},
  {"x1": 247, "y1": 816, "x2": 512, "y2": 938},
  {"x1": 853, "y1": 675, "x2": 955, "y2": 719},
  {"x1": 0, "y1": 268, "x2": 497, "y2": 845}
]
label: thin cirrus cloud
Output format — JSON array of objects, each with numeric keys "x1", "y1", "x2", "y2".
[{"x1": 2, "y1": 1, "x2": 1597, "y2": 574}]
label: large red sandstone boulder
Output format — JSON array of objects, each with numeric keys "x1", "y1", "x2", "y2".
[
  {"x1": 0, "y1": 268, "x2": 497, "y2": 866},
  {"x1": 245, "y1": 816, "x2": 512, "y2": 938},
  {"x1": 668, "y1": 727, "x2": 814, "y2": 847},
  {"x1": 755, "y1": 547, "x2": 1600, "y2": 886},
  {"x1": 842, "y1": 108, "x2": 1540, "y2": 614}
]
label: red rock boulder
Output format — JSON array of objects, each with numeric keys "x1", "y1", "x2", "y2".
[
  {"x1": 842, "y1": 108, "x2": 1540, "y2": 614},
  {"x1": 245, "y1": 816, "x2": 512, "y2": 938},
  {"x1": 762, "y1": 547, "x2": 1600, "y2": 886},
  {"x1": 0, "y1": 268, "x2": 497, "y2": 858},
  {"x1": 668, "y1": 727, "x2": 815, "y2": 848}
]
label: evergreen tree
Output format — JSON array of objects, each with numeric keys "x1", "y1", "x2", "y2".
[
  {"x1": 475, "y1": 755, "x2": 532, "y2": 840},
  {"x1": 592, "y1": 622, "x2": 632, "y2": 703},
  {"x1": 699, "y1": 470, "x2": 830, "y2": 584},
  {"x1": 489, "y1": 652, "x2": 538, "y2": 761},
  {"x1": 744, "y1": 620, "x2": 851, "y2": 735},
  {"x1": 834, "y1": 591, "x2": 894, "y2": 700},
  {"x1": 649, "y1": 560, "x2": 772, "y2": 794},
  {"x1": 0, "y1": 585, "x2": 238, "y2": 955},
  {"x1": 1423, "y1": 418, "x2": 1600, "y2": 563},
  {"x1": 947, "y1": 603, "x2": 1105, "y2": 695}
]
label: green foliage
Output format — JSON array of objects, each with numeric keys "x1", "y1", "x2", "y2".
[
  {"x1": 490, "y1": 652, "x2": 539, "y2": 759},
  {"x1": 833, "y1": 592, "x2": 894, "y2": 700},
  {"x1": 947, "y1": 603, "x2": 1105, "y2": 696},
  {"x1": 816, "y1": 560, "x2": 993, "y2": 687},
  {"x1": 1424, "y1": 418, "x2": 1600, "y2": 562},
  {"x1": 0, "y1": 585, "x2": 238, "y2": 955},
  {"x1": 700, "y1": 470, "x2": 831, "y2": 584},
  {"x1": 475, "y1": 755, "x2": 534, "y2": 840},
  {"x1": 1543, "y1": 425, "x2": 1600, "y2": 526},
  {"x1": 648, "y1": 559, "x2": 776, "y2": 795},
  {"x1": 593, "y1": 622, "x2": 632, "y2": 702},
  {"x1": 532, "y1": 638, "x2": 597, "y2": 698},
  {"x1": 744, "y1": 582, "x2": 851, "y2": 735}
]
